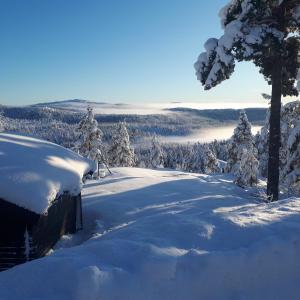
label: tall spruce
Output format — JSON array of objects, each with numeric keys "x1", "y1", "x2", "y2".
[
  {"x1": 257, "y1": 110, "x2": 270, "y2": 177},
  {"x1": 280, "y1": 101, "x2": 300, "y2": 193},
  {"x1": 0, "y1": 112, "x2": 4, "y2": 132},
  {"x1": 149, "y1": 135, "x2": 164, "y2": 168},
  {"x1": 75, "y1": 106, "x2": 103, "y2": 162},
  {"x1": 257, "y1": 101, "x2": 300, "y2": 183},
  {"x1": 109, "y1": 122, "x2": 134, "y2": 167},
  {"x1": 284, "y1": 121, "x2": 300, "y2": 195},
  {"x1": 201, "y1": 144, "x2": 220, "y2": 174},
  {"x1": 226, "y1": 110, "x2": 255, "y2": 174},
  {"x1": 194, "y1": 0, "x2": 300, "y2": 200},
  {"x1": 235, "y1": 147, "x2": 259, "y2": 187}
]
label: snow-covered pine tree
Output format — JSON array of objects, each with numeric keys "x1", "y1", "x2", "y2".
[
  {"x1": 75, "y1": 106, "x2": 103, "y2": 163},
  {"x1": 178, "y1": 144, "x2": 192, "y2": 171},
  {"x1": 109, "y1": 122, "x2": 134, "y2": 167},
  {"x1": 149, "y1": 135, "x2": 164, "y2": 168},
  {"x1": 187, "y1": 143, "x2": 220, "y2": 174},
  {"x1": 0, "y1": 112, "x2": 4, "y2": 132},
  {"x1": 188, "y1": 143, "x2": 204, "y2": 173},
  {"x1": 280, "y1": 101, "x2": 300, "y2": 193},
  {"x1": 284, "y1": 120, "x2": 300, "y2": 194},
  {"x1": 235, "y1": 147, "x2": 259, "y2": 187},
  {"x1": 210, "y1": 139, "x2": 229, "y2": 162},
  {"x1": 226, "y1": 110, "x2": 254, "y2": 174},
  {"x1": 257, "y1": 101, "x2": 300, "y2": 181},
  {"x1": 134, "y1": 146, "x2": 151, "y2": 168},
  {"x1": 163, "y1": 145, "x2": 177, "y2": 169},
  {"x1": 201, "y1": 144, "x2": 220, "y2": 174},
  {"x1": 194, "y1": 0, "x2": 300, "y2": 200},
  {"x1": 257, "y1": 109, "x2": 270, "y2": 178},
  {"x1": 280, "y1": 101, "x2": 300, "y2": 174}
]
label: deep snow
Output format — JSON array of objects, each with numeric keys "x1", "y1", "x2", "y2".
[
  {"x1": 0, "y1": 133, "x2": 95, "y2": 214},
  {"x1": 0, "y1": 168, "x2": 300, "y2": 300}
]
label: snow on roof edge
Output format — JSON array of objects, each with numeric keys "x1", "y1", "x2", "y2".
[{"x1": 0, "y1": 133, "x2": 96, "y2": 214}]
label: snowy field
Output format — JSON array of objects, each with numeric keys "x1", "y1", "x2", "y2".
[{"x1": 1, "y1": 168, "x2": 300, "y2": 300}]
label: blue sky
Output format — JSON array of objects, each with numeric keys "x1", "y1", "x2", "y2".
[{"x1": 0, "y1": 0, "x2": 270, "y2": 106}]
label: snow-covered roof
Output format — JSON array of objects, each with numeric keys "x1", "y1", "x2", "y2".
[{"x1": 0, "y1": 133, "x2": 95, "y2": 214}]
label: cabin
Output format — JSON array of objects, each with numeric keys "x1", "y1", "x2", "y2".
[{"x1": 0, "y1": 133, "x2": 95, "y2": 271}]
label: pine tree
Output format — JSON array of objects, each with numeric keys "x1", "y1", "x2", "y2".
[
  {"x1": 187, "y1": 143, "x2": 220, "y2": 174},
  {"x1": 0, "y1": 112, "x2": 4, "y2": 132},
  {"x1": 188, "y1": 143, "x2": 204, "y2": 173},
  {"x1": 235, "y1": 147, "x2": 259, "y2": 187},
  {"x1": 257, "y1": 101, "x2": 300, "y2": 181},
  {"x1": 163, "y1": 145, "x2": 179, "y2": 169},
  {"x1": 201, "y1": 144, "x2": 220, "y2": 174},
  {"x1": 280, "y1": 101, "x2": 300, "y2": 193},
  {"x1": 195, "y1": 1, "x2": 300, "y2": 200},
  {"x1": 284, "y1": 121, "x2": 300, "y2": 195},
  {"x1": 149, "y1": 135, "x2": 164, "y2": 168},
  {"x1": 75, "y1": 106, "x2": 103, "y2": 162},
  {"x1": 210, "y1": 139, "x2": 229, "y2": 161},
  {"x1": 226, "y1": 110, "x2": 254, "y2": 174},
  {"x1": 109, "y1": 122, "x2": 134, "y2": 167},
  {"x1": 257, "y1": 109, "x2": 270, "y2": 177}
]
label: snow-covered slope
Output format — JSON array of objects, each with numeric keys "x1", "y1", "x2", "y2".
[
  {"x1": 1, "y1": 168, "x2": 300, "y2": 299},
  {"x1": 0, "y1": 133, "x2": 95, "y2": 214}
]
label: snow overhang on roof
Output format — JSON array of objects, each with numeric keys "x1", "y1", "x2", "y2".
[{"x1": 0, "y1": 133, "x2": 96, "y2": 214}]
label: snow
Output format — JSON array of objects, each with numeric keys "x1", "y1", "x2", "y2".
[
  {"x1": 0, "y1": 133, "x2": 95, "y2": 214},
  {"x1": 204, "y1": 38, "x2": 219, "y2": 52},
  {"x1": 1, "y1": 167, "x2": 300, "y2": 299}
]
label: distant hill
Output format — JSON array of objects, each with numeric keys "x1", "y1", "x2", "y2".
[
  {"x1": 0, "y1": 100, "x2": 267, "y2": 144},
  {"x1": 0, "y1": 100, "x2": 267, "y2": 125},
  {"x1": 32, "y1": 99, "x2": 109, "y2": 112},
  {"x1": 167, "y1": 107, "x2": 267, "y2": 124}
]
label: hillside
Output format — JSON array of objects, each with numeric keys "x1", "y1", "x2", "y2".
[
  {"x1": 1, "y1": 168, "x2": 300, "y2": 300},
  {"x1": 0, "y1": 100, "x2": 267, "y2": 145},
  {"x1": 1, "y1": 99, "x2": 267, "y2": 124}
]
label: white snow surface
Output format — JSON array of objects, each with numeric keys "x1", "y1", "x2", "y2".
[
  {"x1": 0, "y1": 133, "x2": 95, "y2": 214},
  {"x1": 1, "y1": 167, "x2": 300, "y2": 299}
]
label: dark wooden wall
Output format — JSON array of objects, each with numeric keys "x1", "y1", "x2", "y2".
[
  {"x1": 32, "y1": 193, "x2": 82, "y2": 258},
  {"x1": 0, "y1": 193, "x2": 82, "y2": 271},
  {"x1": 0, "y1": 199, "x2": 38, "y2": 271}
]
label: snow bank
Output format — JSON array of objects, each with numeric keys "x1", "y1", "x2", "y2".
[
  {"x1": 0, "y1": 133, "x2": 95, "y2": 214},
  {"x1": 1, "y1": 168, "x2": 300, "y2": 299}
]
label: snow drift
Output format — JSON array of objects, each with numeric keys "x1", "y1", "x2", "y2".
[{"x1": 0, "y1": 168, "x2": 300, "y2": 299}]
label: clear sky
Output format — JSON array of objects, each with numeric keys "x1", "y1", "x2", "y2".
[{"x1": 0, "y1": 0, "x2": 272, "y2": 106}]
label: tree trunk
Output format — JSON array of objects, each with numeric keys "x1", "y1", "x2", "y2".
[{"x1": 267, "y1": 60, "x2": 282, "y2": 201}]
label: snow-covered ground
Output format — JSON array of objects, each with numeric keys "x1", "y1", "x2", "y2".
[{"x1": 1, "y1": 168, "x2": 300, "y2": 299}]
